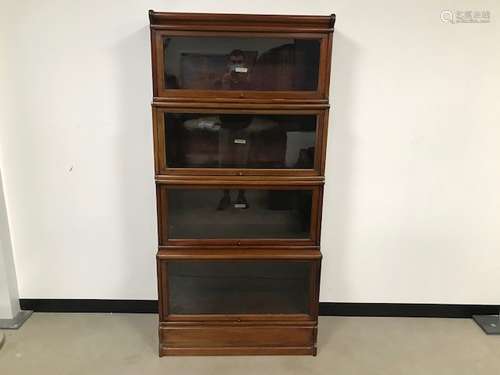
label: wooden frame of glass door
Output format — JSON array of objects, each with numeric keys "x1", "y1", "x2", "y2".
[
  {"x1": 156, "y1": 181, "x2": 323, "y2": 247},
  {"x1": 152, "y1": 104, "x2": 330, "y2": 177},
  {"x1": 151, "y1": 29, "x2": 332, "y2": 101},
  {"x1": 157, "y1": 248, "x2": 322, "y2": 322}
]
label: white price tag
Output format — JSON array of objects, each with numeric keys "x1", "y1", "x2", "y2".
[
  {"x1": 234, "y1": 66, "x2": 248, "y2": 73},
  {"x1": 234, "y1": 139, "x2": 247, "y2": 144}
]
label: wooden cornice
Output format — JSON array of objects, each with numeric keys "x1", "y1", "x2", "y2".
[{"x1": 149, "y1": 11, "x2": 335, "y2": 33}]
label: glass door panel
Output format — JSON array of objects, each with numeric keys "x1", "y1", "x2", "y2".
[
  {"x1": 164, "y1": 187, "x2": 313, "y2": 241},
  {"x1": 164, "y1": 113, "x2": 317, "y2": 170},
  {"x1": 167, "y1": 261, "x2": 311, "y2": 315},
  {"x1": 163, "y1": 36, "x2": 321, "y2": 92}
]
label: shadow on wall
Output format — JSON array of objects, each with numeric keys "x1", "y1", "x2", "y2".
[
  {"x1": 111, "y1": 25, "x2": 157, "y2": 299},
  {"x1": 321, "y1": 29, "x2": 361, "y2": 316}
]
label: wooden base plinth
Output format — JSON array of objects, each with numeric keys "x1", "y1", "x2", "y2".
[{"x1": 159, "y1": 323, "x2": 317, "y2": 356}]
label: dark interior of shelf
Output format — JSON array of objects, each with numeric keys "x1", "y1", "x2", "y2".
[
  {"x1": 167, "y1": 261, "x2": 311, "y2": 315},
  {"x1": 166, "y1": 188, "x2": 313, "y2": 239}
]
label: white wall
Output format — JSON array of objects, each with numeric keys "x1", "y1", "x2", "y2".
[{"x1": 1, "y1": 0, "x2": 499, "y2": 303}]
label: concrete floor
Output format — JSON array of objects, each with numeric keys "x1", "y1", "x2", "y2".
[{"x1": 0, "y1": 314, "x2": 499, "y2": 374}]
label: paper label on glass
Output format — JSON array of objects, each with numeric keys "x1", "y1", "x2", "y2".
[
  {"x1": 234, "y1": 66, "x2": 248, "y2": 73},
  {"x1": 234, "y1": 139, "x2": 247, "y2": 144}
]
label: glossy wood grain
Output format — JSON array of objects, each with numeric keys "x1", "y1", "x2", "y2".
[
  {"x1": 149, "y1": 11, "x2": 335, "y2": 32},
  {"x1": 150, "y1": 10, "x2": 334, "y2": 356},
  {"x1": 156, "y1": 248, "x2": 322, "y2": 259},
  {"x1": 159, "y1": 325, "x2": 316, "y2": 356}
]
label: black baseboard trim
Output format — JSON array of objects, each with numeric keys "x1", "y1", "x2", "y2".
[
  {"x1": 318, "y1": 303, "x2": 499, "y2": 318},
  {"x1": 20, "y1": 299, "x2": 158, "y2": 314},
  {"x1": 19, "y1": 299, "x2": 500, "y2": 318}
]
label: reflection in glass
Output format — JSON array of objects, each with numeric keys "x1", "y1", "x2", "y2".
[
  {"x1": 166, "y1": 188, "x2": 313, "y2": 239},
  {"x1": 165, "y1": 113, "x2": 316, "y2": 169},
  {"x1": 168, "y1": 261, "x2": 310, "y2": 314},
  {"x1": 164, "y1": 36, "x2": 320, "y2": 91}
]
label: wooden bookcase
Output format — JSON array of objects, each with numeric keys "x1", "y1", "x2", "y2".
[{"x1": 149, "y1": 11, "x2": 335, "y2": 356}]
